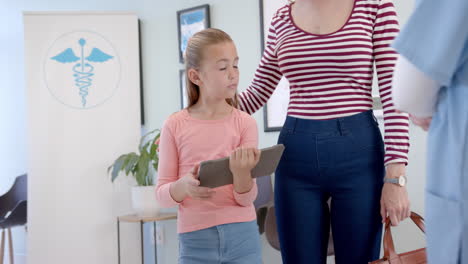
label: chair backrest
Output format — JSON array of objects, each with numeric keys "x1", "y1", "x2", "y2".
[
  {"x1": 265, "y1": 206, "x2": 280, "y2": 250},
  {"x1": 0, "y1": 174, "x2": 27, "y2": 218},
  {"x1": 264, "y1": 202, "x2": 335, "y2": 256},
  {"x1": 253, "y1": 175, "x2": 335, "y2": 256},
  {"x1": 253, "y1": 174, "x2": 273, "y2": 210}
]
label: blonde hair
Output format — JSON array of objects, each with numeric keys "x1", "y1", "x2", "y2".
[{"x1": 184, "y1": 28, "x2": 239, "y2": 108}]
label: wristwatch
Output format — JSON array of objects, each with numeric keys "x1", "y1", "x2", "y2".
[{"x1": 384, "y1": 175, "x2": 407, "y2": 187}]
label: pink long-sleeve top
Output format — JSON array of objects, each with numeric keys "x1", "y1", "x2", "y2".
[{"x1": 155, "y1": 108, "x2": 259, "y2": 233}]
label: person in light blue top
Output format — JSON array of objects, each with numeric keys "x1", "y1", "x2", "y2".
[{"x1": 391, "y1": 0, "x2": 468, "y2": 263}]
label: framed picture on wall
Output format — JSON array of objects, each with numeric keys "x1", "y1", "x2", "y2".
[
  {"x1": 177, "y1": 4, "x2": 210, "y2": 63},
  {"x1": 259, "y1": 0, "x2": 288, "y2": 132},
  {"x1": 179, "y1": 69, "x2": 188, "y2": 109}
]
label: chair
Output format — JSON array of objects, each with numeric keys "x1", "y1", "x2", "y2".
[
  {"x1": 0, "y1": 174, "x2": 27, "y2": 264},
  {"x1": 254, "y1": 175, "x2": 274, "y2": 234},
  {"x1": 264, "y1": 205, "x2": 335, "y2": 256},
  {"x1": 254, "y1": 174, "x2": 334, "y2": 256}
]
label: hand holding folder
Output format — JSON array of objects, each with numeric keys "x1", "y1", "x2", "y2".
[{"x1": 198, "y1": 144, "x2": 285, "y2": 188}]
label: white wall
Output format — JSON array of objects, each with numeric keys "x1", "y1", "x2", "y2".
[{"x1": 2, "y1": 0, "x2": 426, "y2": 263}]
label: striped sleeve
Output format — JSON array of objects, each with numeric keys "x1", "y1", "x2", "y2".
[
  {"x1": 372, "y1": 0, "x2": 410, "y2": 165},
  {"x1": 238, "y1": 14, "x2": 283, "y2": 115}
]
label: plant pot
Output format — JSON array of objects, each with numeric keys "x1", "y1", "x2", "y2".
[{"x1": 131, "y1": 185, "x2": 160, "y2": 217}]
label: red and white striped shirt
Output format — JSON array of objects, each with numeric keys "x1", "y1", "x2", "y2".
[{"x1": 238, "y1": 0, "x2": 409, "y2": 165}]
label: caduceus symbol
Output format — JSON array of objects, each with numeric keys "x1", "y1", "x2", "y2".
[{"x1": 50, "y1": 38, "x2": 113, "y2": 107}]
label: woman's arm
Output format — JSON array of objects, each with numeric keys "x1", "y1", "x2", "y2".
[
  {"x1": 237, "y1": 13, "x2": 283, "y2": 114},
  {"x1": 372, "y1": 0, "x2": 410, "y2": 166},
  {"x1": 373, "y1": 0, "x2": 411, "y2": 226}
]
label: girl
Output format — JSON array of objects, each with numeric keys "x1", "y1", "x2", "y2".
[{"x1": 155, "y1": 28, "x2": 263, "y2": 264}]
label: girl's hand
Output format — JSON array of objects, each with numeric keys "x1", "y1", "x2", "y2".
[
  {"x1": 175, "y1": 165, "x2": 215, "y2": 201},
  {"x1": 229, "y1": 147, "x2": 261, "y2": 176}
]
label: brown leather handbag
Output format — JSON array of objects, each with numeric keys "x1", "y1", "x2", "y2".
[{"x1": 369, "y1": 212, "x2": 427, "y2": 264}]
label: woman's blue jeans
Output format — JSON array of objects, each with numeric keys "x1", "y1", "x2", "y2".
[{"x1": 275, "y1": 110, "x2": 385, "y2": 264}]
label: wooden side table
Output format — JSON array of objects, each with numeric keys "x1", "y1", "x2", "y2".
[{"x1": 117, "y1": 213, "x2": 177, "y2": 264}]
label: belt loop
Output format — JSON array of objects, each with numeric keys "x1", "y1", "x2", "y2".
[{"x1": 337, "y1": 118, "x2": 343, "y2": 136}]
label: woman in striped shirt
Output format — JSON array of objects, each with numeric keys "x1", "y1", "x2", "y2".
[{"x1": 238, "y1": 0, "x2": 410, "y2": 263}]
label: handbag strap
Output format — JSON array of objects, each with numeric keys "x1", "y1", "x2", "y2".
[
  {"x1": 382, "y1": 211, "x2": 425, "y2": 262},
  {"x1": 409, "y1": 212, "x2": 425, "y2": 233}
]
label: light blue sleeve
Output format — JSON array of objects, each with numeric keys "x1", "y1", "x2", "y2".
[{"x1": 392, "y1": 0, "x2": 468, "y2": 87}]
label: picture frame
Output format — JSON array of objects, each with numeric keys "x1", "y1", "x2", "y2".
[
  {"x1": 138, "y1": 19, "x2": 145, "y2": 125},
  {"x1": 259, "y1": 0, "x2": 288, "y2": 132},
  {"x1": 179, "y1": 69, "x2": 189, "y2": 109},
  {"x1": 177, "y1": 4, "x2": 211, "y2": 63}
]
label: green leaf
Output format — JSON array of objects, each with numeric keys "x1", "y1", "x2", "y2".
[
  {"x1": 124, "y1": 154, "x2": 139, "y2": 175},
  {"x1": 134, "y1": 169, "x2": 141, "y2": 186},
  {"x1": 109, "y1": 155, "x2": 127, "y2": 182},
  {"x1": 109, "y1": 128, "x2": 160, "y2": 185},
  {"x1": 139, "y1": 129, "x2": 160, "y2": 152},
  {"x1": 154, "y1": 132, "x2": 161, "y2": 147},
  {"x1": 151, "y1": 154, "x2": 159, "y2": 172},
  {"x1": 149, "y1": 142, "x2": 157, "y2": 158},
  {"x1": 121, "y1": 154, "x2": 132, "y2": 174},
  {"x1": 140, "y1": 138, "x2": 151, "y2": 153},
  {"x1": 145, "y1": 169, "x2": 154, "y2": 186},
  {"x1": 139, "y1": 129, "x2": 159, "y2": 149},
  {"x1": 125, "y1": 155, "x2": 140, "y2": 176},
  {"x1": 135, "y1": 150, "x2": 149, "y2": 186}
]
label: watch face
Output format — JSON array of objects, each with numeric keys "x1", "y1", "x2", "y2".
[{"x1": 399, "y1": 176, "x2": 406, "y2": 186}]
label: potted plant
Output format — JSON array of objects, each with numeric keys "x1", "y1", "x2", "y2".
[{"x1": 108, "y1": 128, "x2": 161, "y2": 217}]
